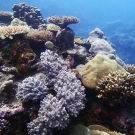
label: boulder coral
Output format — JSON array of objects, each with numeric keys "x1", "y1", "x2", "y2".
[{"x1": 81, "y1": 54, "x2": 126, "y2": 89}]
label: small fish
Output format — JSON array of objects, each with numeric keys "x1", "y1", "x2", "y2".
[{"x1": 44, "y1": 41, "x2": 54, "y2": 49}]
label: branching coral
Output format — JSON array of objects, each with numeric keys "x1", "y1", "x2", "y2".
[
  {"x1": 40, "y1": 49, "x2": 68, "y2": 84},
  {"x1": 47, "y1": 16, "x2": 79, "y2": 28},
  {"x1": 16, "y1": 74, "x2": 48, "y2": 102},
  {"x1": 54, "y1": 70, "x2": 85, "y2": 117},
  {"x1": 123, "y1": 64, "x2": 135, "y2": 74},
  {"x1": 38, "y1": 94, "x2": 70, "y2": 129},
  {"x1": 0, "y1": 25, "x2": 30, "y2": 39},
  {"x1": 96, "y1": 71, "x2": 135, "y2": 106},
  {"x1": 26, "y1": 49, "x2": 85, "y2": 134},
  {"x1": 26, "y1": 30, "x2": 54, "y2": 42}
]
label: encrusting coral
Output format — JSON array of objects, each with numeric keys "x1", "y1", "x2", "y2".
[
  {"x1": 0, "y1": 25, "x2": 30, "y2": 39},
  {"x1": 96, "y1": 71, "x2": 135, "y2": 106},
  {"x1": 123, "y1": 64, "x2": 135, "y2": 74}
]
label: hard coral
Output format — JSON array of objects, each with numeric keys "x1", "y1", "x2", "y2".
[
  {"x1": 26, "y1": 30, "x2": 54, "y2": 42},
  {"x1": 12, "y1": 3, "x2": 46, "y2": 29},
  {"x1": 96, "y1": 71, "x2": 135, "y2": 106},
  {"x1": 38, "y1": 94, "x2": 69, "y2": 129},
  {"x1": 54, "y1": 70, "x2": 85, "y2": 117},
  {"x1": 81, "y1": 54, "x2": 126, "y2": 89},
  {"x1": 0, "y1": 25, "x2": 30, "y2": 39},
  {"x1": 123, "y1": 64, "x2": 135, "y2": 74},
  {"x1": 16, "y1": 73, "x2": 48, "y2": 102},
  {"x1": 47, "y1": 16, "x2": 79, "y2": 28},
  {"x1": 0, "y1": 11, "x2": 12, "y2": 24}
]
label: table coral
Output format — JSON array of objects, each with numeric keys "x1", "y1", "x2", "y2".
[
  {"x1": 123, "y1": 64, "x2": 135, "y2": 74},
  {"x1": 0, "y1": 25, "x2": 30, "y2": 39},
  {"x1": 47, "y1": 16, "x2": 79, "y2": 28}
]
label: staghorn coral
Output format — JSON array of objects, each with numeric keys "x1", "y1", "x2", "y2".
[
  {"x1": 0, "y1": 11, "x2": 12, "y2": 24},
  {"x1": 123, "y1": 64, "x2": 135, "y2": 74},
  {"x1": 16, "y1": 73, "x2": 48, "y2": 102},
  {"x1": 96, "y1": 71, "x2": 135, "y2": 106},
  {"x1": 26, "y1": 30, "x2": 54, "y2": 42},
  {"x1": 0, "y1": 25, "x2": 30, "y2": 39},
  {"x1": 12, "y1": 3, "x2": 46, "y2": 29},
  {"x1": 47, "y1": 16, "x2": 79, "y2": 28}
]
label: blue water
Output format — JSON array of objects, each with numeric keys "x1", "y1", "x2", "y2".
[{"x1": 1, "y1": 0, "x2": 135, "y2": 63}]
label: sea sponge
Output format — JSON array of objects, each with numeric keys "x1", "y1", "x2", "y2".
[
  {"x1": 81, "y1": 54, "x2": 126, "y2": 89},
  {"x1": 0, "y1": 25, "x2": 30, "y2": 39},
  {"x1": 96, "y1": 72, "x2": 135, "y2": 106},
  {"x1": 26, "y1": 30, "x2": 54, "y2": 42},
  {"x1": 16, "y1": 73, "x2": 48, "y2": 102},
  {"x1": 123, "y1": 64, "x2": 135, "y2": 74}
]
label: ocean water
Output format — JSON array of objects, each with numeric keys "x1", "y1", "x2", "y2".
[{"x1": 1, "y1": 1, "x2": 135, "y2": 135}]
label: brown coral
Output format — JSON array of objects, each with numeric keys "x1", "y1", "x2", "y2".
[
  {"x1": 0, "y1": 11, "x2": 12, "y2": 24},
  {"x1": 47, "y1": 16, "x2": 80, "y2": 28},
  {"x1": 96, "y1": 71, "x2": 135, "y2": 106},
  {"x1": 0, "y1": 25, "x2": 30, "y2": 39},
  {"x1": 26, "y1": 30, "x2": 54, "y2": 42},
  {"x1": 123, "y1": 64, "x2": 135, "y2": 74},
  {"x1": 12, "y1": 3, "x2": 46, "y2": 29}
]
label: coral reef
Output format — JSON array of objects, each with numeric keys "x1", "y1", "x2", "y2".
[
  {"x1": 0, "y1": 119, "x2": 8, "y2": 130},
  {"x1": 26, "y1": 30, "x2": 54, "y2": 42},
  {"x1": 40, "y1": 49, "x2": 68, "y2": 84},
  {"x1": 81, "y1": 54, "x2": 126, "y2": 89},
  {"x1": 47, "y1": 16, "x2": 79, "y2": 28},
  {"x1": 88, "y1": 28, "x2": 125, "y2": 66},
  {"x1": 16, "y1": 73, "x2": 48, "y2": 102},
  {"x1": 54, "y1": 70, "x2": 85, "y2": 117},
  {"x1": 0, "y1": 11, "x2": 12, "y2": 25},
  {"x1": 56, "y1": 27, "x2": 75, "y2": 53},
  {"x1": 11, "y1": 18, "x2": 28, "y2": 26},
  {"x1": 12, "y1": 3, "x2": 46, "y2": 29},
  {"x1": 38, "y1": 94, "x2": 69, "y2": 129},
  {"x1": 123, "y1": 64, "x2": 135, "y2": 74},
  {"x1": 96, "y1": 71, "x2": 135, "y2": 106},
  {"x1": 0, "y1": 25, "x2": 30, "y2": 39}
]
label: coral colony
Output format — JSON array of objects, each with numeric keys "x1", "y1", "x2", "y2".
[{"x1": 0, "y1": 2, "x2": 135, "y2": 135}]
